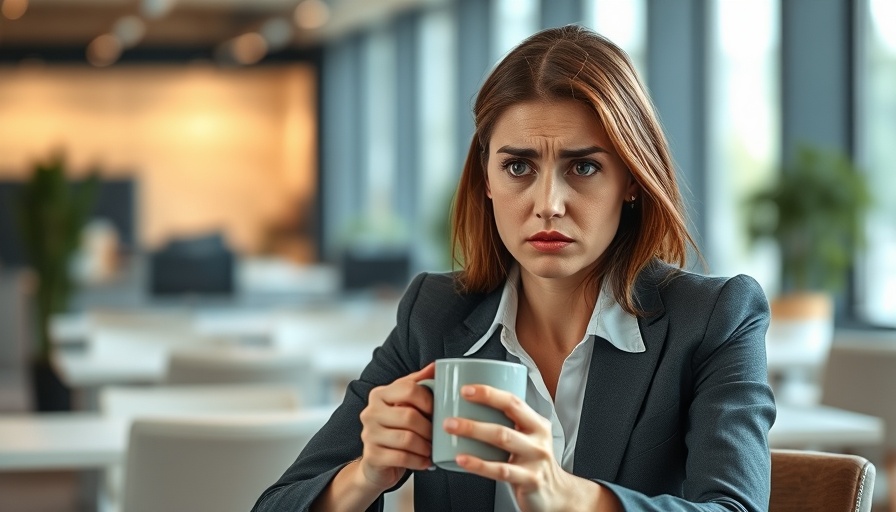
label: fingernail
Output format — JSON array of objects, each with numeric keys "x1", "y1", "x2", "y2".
[
  {"x1": 461, "y1": 386, "x2": 474, "y2": 396},
  {"x1": 443, "y1": 418, "x2": 458, "y2": 430}
]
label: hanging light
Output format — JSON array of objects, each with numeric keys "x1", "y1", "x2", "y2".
[
  {"x1": 141, "y1": 0, "x2": 176, "y2": 20},
  {"x1": 87, "y1": 34, "x2": 123, "y2": 67},
  {"x1": 294, "y1": 0, "x2": 330, "y2": 30},
  {"x1": 230, "y1": 32, "x2": 268, "y2": 65},
  {"x1": 113, "y1": 15, "x2": 146, "y2": 49},
  {"x1": 260, "y1": 17, "x2": 293, "y2": 51},
  {"x1": 1, "y1": 0, "x2": 28, "y2": 20}
]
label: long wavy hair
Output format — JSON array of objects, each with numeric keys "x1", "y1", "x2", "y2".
[{"x1": 451, "y1": 24, "x2": 697, "y2": 316}]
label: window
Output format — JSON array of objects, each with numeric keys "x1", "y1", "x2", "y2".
[
  {"x1": 417, "y1": 7, "x2": 457, "y2": 270},
  {"x1": 584, "y1": 0, "x2": 647, "y2": 77},
  {"x1": 492, "y1": 0, "x2": 539, "y2": 64},
  {"x1": 857, "y1": 0, "x2": 896, "y2": 326},
  {"x1": 705, "y1": 0, "x2": 780, "y2": 291}
]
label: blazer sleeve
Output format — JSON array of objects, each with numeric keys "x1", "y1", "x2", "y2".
[
  {"x1": 602, "y1": 274, "x2": 777, "y2": 511},
  {"x1": 250, "y1": 272, "x2": 430, "y2": 512}
]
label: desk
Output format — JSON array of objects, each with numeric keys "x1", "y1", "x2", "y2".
[
  {"x1": 52, "y1": 351, "x2": 166, "y2": 388},
  {"x1": 0, "y1": 405, "x2": 882, "y2": 473},
  {"x1": 0, "y1": 413, "x2": 127, "y2": 471},
  {"x1": 770, "y1": 405, "x2": 884, "y2": 448}
]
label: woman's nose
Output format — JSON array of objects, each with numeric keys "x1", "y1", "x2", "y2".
[{"x1": 534, "y1": 172, "x2": 567, "y2": 219}]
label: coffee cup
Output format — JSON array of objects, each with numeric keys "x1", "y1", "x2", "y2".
[{"x1": 418, "y1": 358, "x2": 527, "y2": 472}]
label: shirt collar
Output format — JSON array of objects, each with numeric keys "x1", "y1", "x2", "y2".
[{"x1": 464, "y1": 266, "x2": 646, "y2": 356}]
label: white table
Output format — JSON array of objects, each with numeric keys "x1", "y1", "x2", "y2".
[
  {"x1": 770, "y1": 404, "x2": 884, "y2": 448},
  {"x1": 0, "y1": 413, "x2": 127, "y2": 471},
  {"x1": 0, "y1": 404, "x2": 882, "y2": 473}
]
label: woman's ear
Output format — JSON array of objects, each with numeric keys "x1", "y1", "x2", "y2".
[
  {"x1": 484, "y1": 167, "x2": 492, "y2": 199},
  {"x1": 626, "y1": 176, "x2": 639, "y2": 200}
]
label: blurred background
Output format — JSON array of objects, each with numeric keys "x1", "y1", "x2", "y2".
[{"x1": 0, "y1": 0, "x2": 895, "y2": 511}]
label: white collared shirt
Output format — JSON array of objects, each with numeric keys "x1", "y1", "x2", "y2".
[{"x1": 462, "y1": 266, "x2": 645, "y2": 512}]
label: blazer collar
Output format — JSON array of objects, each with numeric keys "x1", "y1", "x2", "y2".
[{"x1": 443, "y1": 283, "x2": 505, "y2": 360}]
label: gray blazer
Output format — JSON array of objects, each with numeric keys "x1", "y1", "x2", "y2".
[{"x1": 252, "y1": 261, "x2": 776, "y2": 511}]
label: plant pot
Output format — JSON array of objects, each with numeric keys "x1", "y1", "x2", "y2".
[
  {"x1": 29, "y1": 359, "x2": 72, "y2": 412},
  {"x1": 766, "y1": 292, "x2": 834, "y2": 405}
]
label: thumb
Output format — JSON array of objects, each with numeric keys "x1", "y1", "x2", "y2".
[{"x1": 408, "y1": 361, "x2": 435, "y2": 382}]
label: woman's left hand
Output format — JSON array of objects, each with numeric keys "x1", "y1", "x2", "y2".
[{"x1": 443, "y1": 385, "x2": 612, "y2": 512}]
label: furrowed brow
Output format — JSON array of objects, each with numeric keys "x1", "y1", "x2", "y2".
[{"x1": 558, "y1": 146, "x2": 607, "y2": 158}]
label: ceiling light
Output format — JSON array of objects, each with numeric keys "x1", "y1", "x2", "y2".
[
  {"x1": 141, "y1": 0, "x2": 176, "y2": 20},
  {"x1": 294, "y1": 0, "x2": 330, "y2": 31},
  {"x1": 231, "y1": 33, "x2": 268, "y2": 65},
  {"x1": 261, "y1": 17, "x2": 293, "y2": 51},
  {"x1": 113, "y1": 15, "x2": 146, "y2": 48},
  {"x1": 87, "y1": 34, "x2": 123, "y2": 67},
  {"x1": 1, "y1": 0, "x2": 28, "y2": 20}
]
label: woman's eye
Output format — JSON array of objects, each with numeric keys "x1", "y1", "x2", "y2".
[
  {"x1": 572, "y1": 162, "x2": 600, "y2": 176},
  {"x1": 505, "y1": 161, "x2": 532, "y2": 177}
]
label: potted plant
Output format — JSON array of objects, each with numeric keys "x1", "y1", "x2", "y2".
[
  {"x1": 744, "y1": 144, "x2": 871, "y2": 400},
  {"x1": 15, "y1": 152, "x2": 98, "y2": 411}
]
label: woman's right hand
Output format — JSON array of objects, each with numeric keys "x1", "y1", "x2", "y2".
[{"x1": 357, "y1": 362, "x2": 436, "y2": 491}]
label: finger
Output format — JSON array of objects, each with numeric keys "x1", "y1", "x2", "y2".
[
  {"x1": 364, "y1": 446, "x2": 433, "y2": 472},
  {"x1": 460, "y1": 385, "x2": 547, "y2": 432},
  {"x1": 442, "y1": 417, "x2": 535, "y2": 456},
  {"x1": 408, "y1": 362, "x2": 436, "y2": 381},
  {"x1": 369, "y1": 374, "x2": 434, "y2": 414},
  {"x1": 454, "y1": 454, "x2": 537, "y2": 487},
  {"x1": 375, "y1": 405, "x2": 433, "y2": 441},
  {"x1": 363, "y1": 426, "x2": 432, "y2": 459}
]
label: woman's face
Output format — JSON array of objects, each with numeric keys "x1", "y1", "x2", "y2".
[{"x1": 485, "y1": 98, "x2": 638, "y2": 286}]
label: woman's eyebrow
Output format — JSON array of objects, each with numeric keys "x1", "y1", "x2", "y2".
[
  {"x1": 496, "y1": 146, "x2": 539, "y2": 158},
  {"x1": 558, "y1": 146, "x2": 607, "y2": 158},
  {"x1": 495, "y1": 145, "x2": 608, "y2": 159}
]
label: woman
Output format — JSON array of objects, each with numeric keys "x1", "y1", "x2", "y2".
[{"x1": 253, "y1": 25, "x2": 775, "y2": 512}]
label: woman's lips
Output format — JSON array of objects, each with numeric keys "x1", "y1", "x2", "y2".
[
  {"x1": 527, "y1": 232, "x2": 573, "y2": 252},
  {"x1": 528, "y1": 240, "x2": 572, "y2": 252}
]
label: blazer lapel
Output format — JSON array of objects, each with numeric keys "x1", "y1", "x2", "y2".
[
  {"x1": 443, "y1": 285, "x2": 505, "y2": 360},
  {"x1": 442, "y1": 285, "x2": 505, "y2": 510},
  {"x1": 573, "y1": 263, "x2": 670, "y2": 481}
]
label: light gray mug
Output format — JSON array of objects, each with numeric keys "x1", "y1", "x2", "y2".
[{"x1": 418, "y1": 358, "x2": 527, "y2": 472}]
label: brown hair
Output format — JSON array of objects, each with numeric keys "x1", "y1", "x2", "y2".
[{"x1": 451, "y1": 24, "x2": 697, "y2": 316}]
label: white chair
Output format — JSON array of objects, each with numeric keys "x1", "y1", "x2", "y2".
[
  {"x1": 99, "y1": 384, "x2": 304, "y2": 511},
  {"x1": 822, "y1": 332, "x2": 896, "y2": 511},
  {"x1": 164, "y1": 346, "x2": 322, "y2": 404},
  {"x1": 120, "y1": 408, "x2": 333, "y2": 512}
]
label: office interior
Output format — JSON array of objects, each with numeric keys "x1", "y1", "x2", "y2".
[{"x1": 0, "y1": 0, "x2": 895, "y2": 511}]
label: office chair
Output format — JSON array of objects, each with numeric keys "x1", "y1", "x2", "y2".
[
  {"x1": 120, "y1": 409, "x2": 333, "y2": 512},
  {"x1": 822, "y1": 336, "x2": 896, "y2": 511},
  {"x1": 99, "y1": 383, "x2": 304, "y2": 510},
  {"x1": 770, "y1": 449, "x2": 875, "y2": 512}
]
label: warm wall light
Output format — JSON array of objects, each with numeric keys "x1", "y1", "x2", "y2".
[
  {"x1": 231, "y1": 33, "x2": 268, "y2": 65},
  {"x1": 87, "y1": 34, "x2": 123, "y2": 67},
  {"x1": 1, "y1": 0, "x2": 28, "y2": 20},
  {"x1": 113, "y1": 15, "x2": 146, "y2": 48},
  {"x1": 294, "y1": 0, "x2": 330, "y2": 30}
]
